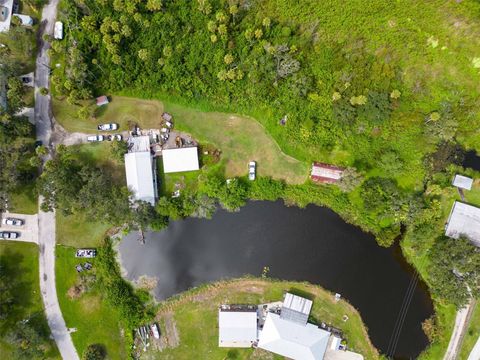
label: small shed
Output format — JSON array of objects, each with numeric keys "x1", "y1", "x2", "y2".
[
  {"x1": 162, "y1": 147, "x2": 199, "y2": 173},
  {"x1": 96, "y1": 95, "x2": 109, "y2": 106},
  {"x1": 54, "y1": 21, "x2": 63, "y2": 40},
  {"x1": 218, "y1": 305, "x2": 258, "y2": 348},
  {"x1": 311, "y1": 162, "x2": 344, "y2": 184},
  {"x1": 452, "y1": 174, "x2": 473, "y2": 191},
  {"x1": 280, "y1": 293, "x2": 313, "y2": 325},
  {"x1": 13, "y1": 14, "x2": 33, "y2": 26},
  {"x1": 445, "y1": 201, "x2": 480, "y2": 247}
]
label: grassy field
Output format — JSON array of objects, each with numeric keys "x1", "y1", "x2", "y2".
[
  {"x1": 0, "y1": 241, "x2": 59, "y2": 358},
  {"x1": 56, "y1": 211, "x2": 112, "y2": 247},
  {"x1": 55, "y1": 245, "x2": 127, "y2": 359},
  {"x1": 53, "y1": 96, "x2": 308, "y2": 184},
  {"x1": 9, "y1": 183, "x2": 38, "y2": 214},
  {"x1": 149, "y1": 278, "x2": 379, "y2": 360},
  {"x1": 459, "y1": 301, "x2": 480, "y2": 360}
]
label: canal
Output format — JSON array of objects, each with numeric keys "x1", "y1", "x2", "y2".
[{"x1": 119, "y1": 200, "x2": 433, "y2": 359}]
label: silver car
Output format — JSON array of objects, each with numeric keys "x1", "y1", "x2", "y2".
[
  {"x1": 0, "y1": 231, "x2": 19, "y2": 239},
  {"x1": 2, "y1": 218, "x2": 23, "y2": 226}
]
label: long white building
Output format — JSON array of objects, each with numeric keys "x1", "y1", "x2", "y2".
[{"x1": 124, "y1": 136, "x2": 157, "y2": 205}]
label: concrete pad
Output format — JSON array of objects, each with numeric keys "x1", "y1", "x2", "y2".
[{"x1": 0, "y1": 212, "x2": 39, "y2": 244}]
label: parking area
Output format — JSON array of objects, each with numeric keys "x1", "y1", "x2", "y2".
[{"x1": 0, "y1": 212, "x2": 39, "y2": 244}]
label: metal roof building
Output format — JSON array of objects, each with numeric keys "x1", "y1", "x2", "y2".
[
  {"x1": 162, "y1": 147, "x2": 199, "y2": 173},
  {"x1": 281, "y1": 293, "x2": 313, "y2": 325},
  {"x1": 452, "y1": 175, "x2": 473, "y2": 191},
  {"x1": 445, "y1": 201, "x2": 480, "y2": 247},
  {"x1": 124, "y1": 136, "x2": 157, "y2": 205},
  {"x1": 258, "y1": 312, "x2": 331, "y2": 360},
  {"x1": 0, "y1": 0, "x2": 13, "y2": 32},
  {"x1": 218, "y1": 305, "x2": 258, "y2": 348},
  {"x1": 311, "y1": 162, "x2": 344, "y2": 184}
]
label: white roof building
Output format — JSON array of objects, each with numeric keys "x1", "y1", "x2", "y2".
[
  {"x1": 445, "y1": 201, "x2": 480, "y2": 247},
  {"x1": 218, "y1": 306, "x2": 258, "y2": 348},
  {"x1": 281, "y1": 293, "x2": 313, "y2": 325},
  {"x1": 452, "y1": 174, "x2": 473, "y2": 191},
  {"x1": 162, "y1": 147, "x2": 199, "y2": 173},
  {"x1": 258, "y1": 312, "x2": 331, "y2": 360},
  {"x1": 54, "y1": 21, "x2": 63, "y2": 39},
  {"x1": 0, "y1": 0, "x2": 14, "y2": 33},
  {"x1": 13, "y1": 14, "x2": 33, "y2": 26},
  {"x1": 124, "y1": 136, "x2": 157, "y2": 205}
]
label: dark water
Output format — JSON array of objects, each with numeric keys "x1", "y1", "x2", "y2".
[
  {"x1": 463, "y1": 150, "x2": 480, "y2": 171},
  {"x1": 119, "y1": 201, "x2": 433, "y2": 359}
]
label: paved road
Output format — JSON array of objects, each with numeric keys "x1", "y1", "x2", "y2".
[
  {"x1": 35, "y1": 1, "x2": 80, "y2": 359},
  {"x1": 444, "y1": 301, "x2": 474, "y2": 360},
  {"x1": 0, "y1": 212, "x2": 39, "y2": 243},
  {"x1": 468, "y1": 335, "x2": 480, "y2": 360}
]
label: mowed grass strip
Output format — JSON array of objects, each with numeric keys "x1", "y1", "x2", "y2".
[
  {"x1": 55, "y1": 245, "x2": 126, "y2": 359},
  {"x1": 153, "y1": 278, "x2": 379, "y2": 360},
  {"x1": 0, "y1": 241, "x2": 59, "y2": 358},
  {"x1": 53, "y1": 96, "x2": 308, "y2": 184}
]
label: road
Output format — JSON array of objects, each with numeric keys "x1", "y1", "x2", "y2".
[
  {"x1": 468, "y1": 335, "x2": 480, "y2": 360},
  {"x1": 444, "y1": 300, "x2": 474, "y2": 360},
  {"x1": 34, "y1": 0, "x2": 80, "y2": 359}
]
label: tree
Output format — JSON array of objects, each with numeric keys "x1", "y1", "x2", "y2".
[
  {"x1": 83, "y1": 344, "x2": 106, "y2": 360},
  {"x1": 39, "y1": 87, "x2": 49, "y2": 96},
  {"x1": 6, "y1": 321, "x2": 47, "y2": 359},
  {"x1": 138, "y1": 49, "x2": 149, "y2": 61},
  {"x1": 0, "y1": 263, "x2": 14, "y2": 320},
  {"x1": 110, "y1": 140, "x2": 128, "y2": 162},
  {"x1": 146, "y1": 0, "x2": 162, "y2": 11},
  {"x1": 337, "y1": 168, "x2": 363, "y2": 192},
  {"x1": 429, "y1": 237, "x2": 480, "y2": 307}
]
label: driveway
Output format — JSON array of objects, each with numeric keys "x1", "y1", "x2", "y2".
[{"x1": 0, "y1": 212, "x2": 38, "y2": 244}]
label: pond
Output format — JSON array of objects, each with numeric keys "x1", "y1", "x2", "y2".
[
  {"x1": 463, "y1": 150, "x2": 480, "y2": 171},
  {"x1": 118, "y1": 200, "x2": 433, "y2": 359}
]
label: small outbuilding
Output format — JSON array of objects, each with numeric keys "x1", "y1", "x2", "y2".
[
  {"x1": 218, "y1": 305, "x2": 258, "y2": 348},
  {"x1": 445, "y1": 201, "x2": 480, "y2": 247},
  {"x1": 13, "y1": 14, "x2": 33, "y2": 26},
  {"x1": 280, "y1": 293, "x2": 312, "y2": 325},
  {"x1": 311, "y1": 162, "x2": 344, "y2": 184},
  {"x1": 96, "y1": 95, "x2": 109, "y2": 106},
  {"x1": 162, "y1": 147, "x2": 199, "y2": 173},
  {"x1": 452, "y1": 174, "x2": 473, "y2": 191},
  {"x1": 162, "y1": 112, "x2": 173, "y2": 122},
  {"x1": 54, "y1": 21, "x2": 63, "y2": 40}
]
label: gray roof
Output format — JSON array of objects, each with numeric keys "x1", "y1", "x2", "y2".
[
  {"x1": 453, "y1": 174, "x2": 473, "y2": 190},
  {"x1": 162, "y1": 147, "x2": 199, "y2": 173},
  {"x1": 124, "y1": 151, "x2": 156, "y2": 205},
  {"x1": 128, "y1": 136, "x2": 150, "y2": 153},
  {"x1": 280, "y1": 293, "x2": 313, "y2": 325},
  {"x1": 445, "y1": 201, "x2": 480, "y2": 247},
  {"x1": 218, "y1": 309, "x2": 258, "y2": 348}
]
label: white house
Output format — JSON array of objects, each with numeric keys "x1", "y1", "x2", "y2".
[
  {"x1": 218, "y1": 305, "x2": 258, "y2": 348},
  {"x1": 445, "y1": 201, "x2": 480, "y2": 247},
  {"x1": 162, "y1": 147, "x2": 199, "y2": 173},
  {"x1": 13, "y1": 14, "x2": 33, "y2": 26},
  {"x1": 258, "y1": 312, "x2": 331, "y2": 360},
  {"x1": 124, "y1": 136, "x2": 157, "y2": 205}
]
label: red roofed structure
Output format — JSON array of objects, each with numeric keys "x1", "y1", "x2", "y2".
[
  {"x1": 96, "y1": 95, "x2": 109, "y2": 106},
  {"x1": 311, "y1": 162, "x2": 344, "y2": 184}
]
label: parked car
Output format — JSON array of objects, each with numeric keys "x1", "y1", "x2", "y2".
[
  {"x1": 87, "y1": 135, "x2": 104, "y2": 142},
  {"x1": 108, "y1": 134, "x2": 122, "y2": 141},
  {"x1": 248, "y1": 161, "x2": 256, "y2": 181},
  {"x1": 0, "y1": 231, "x2": 19, "y2": 239},
  {"x1": 97, "y1": 123, "x2": 118, "y2": 131},
  {"x1": 75, "y1": 249, "x2": 96, "y2": 258},
  {"x1": 2, "y1": 217, "x2": 24, "y2": 226}
]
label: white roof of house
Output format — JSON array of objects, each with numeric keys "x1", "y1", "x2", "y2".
[
  {"x1": 162, "y1": 147, "x2": 199, "y2": 173},
  {"x1": 218, "y1": 309, "x2": 258, "y2": 348},
  {"x1": 258, "y1": 312, "x2": 331, "y2": 360},
  {"x1": 0, "y1": 0, "x2": 13, "y2": 33},
  {"x1": 453, "y1": 175, "x2": 473, "y2": 190},
  {"x1": 445, "y1": 201, "x2": 480, "y2": 247},
  {"x1": 281, "y1": 293, "x2": 313, "y2": 325},
  {"x1": 124, "y1": 151, "x2": 155, "y2": 205},
  {"x1": 13, "y1": 14, "x2": 33, "y2": 26}
]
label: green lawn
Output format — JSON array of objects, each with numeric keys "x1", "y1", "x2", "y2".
[
  {"x1": 9, "y1": 182, "x2": 38, "y2": 214},
  {"x1": 55, "y1": 245, "x2": 127, "y2": 359},
  {"x1": 459, "y1": 302, "x2": 480, "y2": 360},
  {"x1": 56, "y1": 211, "x2": 112, "y2": 247},
  {"x1": 151, "y1": 278, "x2": 379, "y2": 360},
  {"x1": 0, "y1": 241, "x2": 59, "y2": 358}
]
